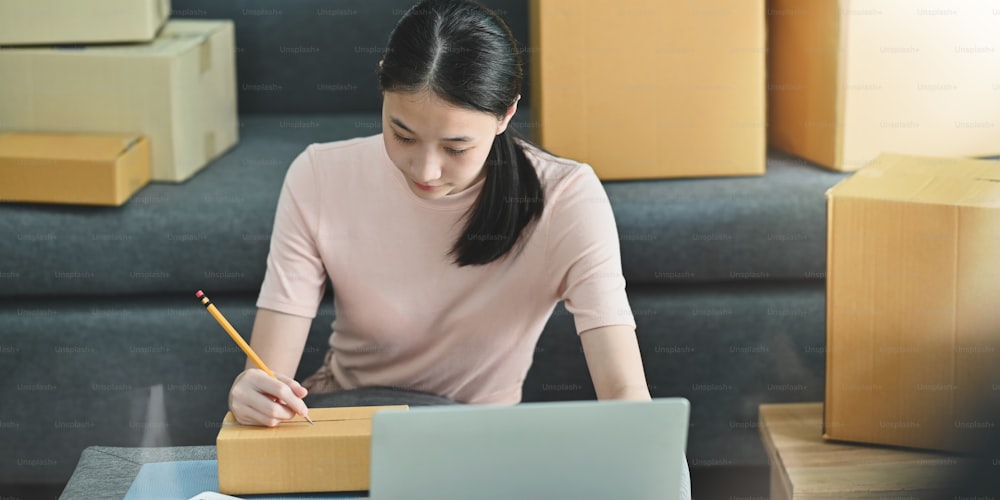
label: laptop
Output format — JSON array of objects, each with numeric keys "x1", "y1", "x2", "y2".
[{"x1": 368, "y1": 397, "x2": 690, "y2": 500}]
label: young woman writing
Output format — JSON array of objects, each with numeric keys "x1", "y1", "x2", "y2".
[{"x1": 229, "y1": 0, "x2": 690, "y2": 495}]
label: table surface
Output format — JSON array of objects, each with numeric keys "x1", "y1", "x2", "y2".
[
  {"x1": 60, "y1": 446, "x2": 217, "y2": 500},
  {"x1": 60, "y1": 446, "x2": 372, "y2": 500},
  {"x1": 758, "y1": 402, "x2": 975, "y2": 500}
]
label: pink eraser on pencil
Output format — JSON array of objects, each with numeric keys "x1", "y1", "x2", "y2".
[{"x1": 196, "y1": 290, "x2": 204, "y2": 298}]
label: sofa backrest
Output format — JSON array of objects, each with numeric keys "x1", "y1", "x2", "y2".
[{"x1": 171, "y1": 0, "x2": 532, "y2": 114}]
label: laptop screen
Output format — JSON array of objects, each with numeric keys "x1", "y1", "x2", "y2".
[{"x1": 369, "y1": 398, "x2": 690, "y2": 500}]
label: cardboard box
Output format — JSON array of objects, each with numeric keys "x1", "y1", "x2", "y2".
[
  {"x1": 216, "y1": 406, "x2": 408, "y2": 495},
  {"x1": 0, "y1": 20, "x2": 238, "y2": 182},
  {"x1": 530, "y1": 0, "x2": 765, "y2": 180},
  {"x1": 768, "y1": 0, "x2": 1000, "y2": 172},
  {"x1": 824, "y1": 153, "x2": 1000, "y2": 452},
  {"x1": 0, "y1": 132, "x2": 150, "y2": 206},
  {"x1": 0, "y1": 0, "x2": 170, "y2": 46}
]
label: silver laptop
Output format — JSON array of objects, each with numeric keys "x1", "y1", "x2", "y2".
[{"x1": 369, "y1": 398, "x2": 690, "y2": 500}]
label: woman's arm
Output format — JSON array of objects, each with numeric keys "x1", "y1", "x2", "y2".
[
  {"x1": 580, "y1": 325, "x2": 652, "y2": 401},
  {"x1": 245, "y1": 307, "x2": 312, "y2": 377},
  {"x1": 228, "y1": 307, "x2": 313, "y2": 426},
  {"x1": 582, "y1": 325, "x2": 691, "y2": 499}
]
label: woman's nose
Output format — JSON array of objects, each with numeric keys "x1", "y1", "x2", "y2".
[{"x1": 411, "y1": 152, "x2": 443, "y2": 182}]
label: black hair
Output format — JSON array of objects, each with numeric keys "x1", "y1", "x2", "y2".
[{"x1": 378, "y1": 0, "x2": 545, "y2": 267}]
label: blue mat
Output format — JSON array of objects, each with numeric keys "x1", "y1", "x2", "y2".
[{"x1": 124, "y1": 460, "x2": 367, "y2": 499}]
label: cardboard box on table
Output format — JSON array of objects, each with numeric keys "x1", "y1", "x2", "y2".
[
  {"x1": 216, "y1": 406, "x2": 408, "y2": 495},
  {"x1": 0, "y1": 132, "x2": 150, "y2": 206},
  {"x1": 824, "y1": 154, "x2": 1000, "y2": 452},
  {"x1": 0, "y1": 0, "x2": 171, "y2": 46},
  {"x1": 0, "y1": 20, "x2": 238, "y2": 183},
  {"x1": 529, "y1": 0, "x2": 766, "y2": 180},
  {"x1": 768, "y1": 0, "x2": 1000, "y2": 172}
]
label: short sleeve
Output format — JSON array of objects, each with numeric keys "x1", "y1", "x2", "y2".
[
  {"x1": 547, "y1": 165, "x2": 636, "y2": 334},
  {"x1": 255, "y1": 148, "x2": 328, "y2": 319}
]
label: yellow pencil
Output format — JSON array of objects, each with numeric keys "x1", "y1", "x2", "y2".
[{"x1": 196, "y1": 289, "x2": 314, "y2": 425}]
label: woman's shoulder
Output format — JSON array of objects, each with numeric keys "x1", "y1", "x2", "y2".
[
  {"x1": 282, "y1": 134, "x2": 385, "y2": 190},
  {"x1": 519, "y1": 140, "x2": 583, "y2": 170},
  {"x1": 519, "y1": 140, "x2": 602, "y2": 196}
]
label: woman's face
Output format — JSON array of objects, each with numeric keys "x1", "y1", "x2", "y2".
[{"x1": 382, "y1": 90, "x2": 514, "y2": 199}]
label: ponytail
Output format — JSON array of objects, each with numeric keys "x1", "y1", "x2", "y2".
[{"x1": 449, "y1": 127, "x2": 544, "y2": 266}]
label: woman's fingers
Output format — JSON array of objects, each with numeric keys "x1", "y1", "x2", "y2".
[
  {"x1": 242, "y1": 389, "x2": 297, "y2": 426},
  {"x1": 230, "y1": 369, "x2": 305, "y2": 426},
  {"x1": 277, "y1": 373, "x2": 309, "y2": 399},
  {"x1": 274, "y1": 373, "x2": 311, "y2": 419}
]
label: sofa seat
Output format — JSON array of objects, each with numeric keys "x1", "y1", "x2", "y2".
[{"x1": 0, "y1": 115, "x2": 848, "y2": 298}]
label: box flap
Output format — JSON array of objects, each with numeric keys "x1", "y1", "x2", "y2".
[
  {"x1": 866, "y1": 153, "x2": 1000, "y2": 181},
  {"x1": 0, "y1": 132, "x2": 143, "y2": 162},
  {"x1": 218, "y1": 406, "x2": 408, "y2": 443},
  {"x1": 828, "y1": 153, "x2": 1000, "y2": 207},
  {"x1": 220, "y1": 406, "x2": 408, "y2": 428},
  {"x1": 155, "y1": 19, "x2": 226, "y2": 57}
]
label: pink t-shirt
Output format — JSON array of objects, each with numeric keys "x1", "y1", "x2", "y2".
[{"x1": 256, "y1": 134, "x2": 635, "y2": 404}]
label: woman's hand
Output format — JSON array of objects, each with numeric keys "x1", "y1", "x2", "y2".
[{"x1": 228, "y1": 368, "x2": 310, "y2": 427}]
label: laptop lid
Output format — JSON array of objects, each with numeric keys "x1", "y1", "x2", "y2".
[{"x1": 369, "y1": 397, "x2": 690, "y2": 500}]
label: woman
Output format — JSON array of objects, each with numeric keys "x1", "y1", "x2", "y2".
[{"x1": 229, "y1": 0, "x2": 690, "y2": 495}]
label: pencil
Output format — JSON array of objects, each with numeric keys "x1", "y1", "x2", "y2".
[{"x1": 196, "y1": 289, "x2": 314, "y2": 425}]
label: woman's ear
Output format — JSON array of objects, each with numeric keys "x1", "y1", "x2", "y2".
[
  {"x1": 497, "y1": 94, "x2": 521, "y2": 135},
  {"x1": 377, "y1": 60, "x2": 385, "y2": 95}
]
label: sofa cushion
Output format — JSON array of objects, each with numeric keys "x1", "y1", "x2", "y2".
[
  {"x1": 0, "y1": 113, "x2": 848, "y2": 297},
  {"x1": 609, "y1": 152, "x2": 850, "y2": 285},
  {"x1": 0, "y1": 291, "x2": 334, "y2": 484},
  {"x1": 524, "y1": 280, "x2": 827, "y2": 466}
]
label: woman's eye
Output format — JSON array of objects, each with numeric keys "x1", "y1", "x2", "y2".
[{"x1": 393, "y1": 132, "x2": 466, "y2": 155}]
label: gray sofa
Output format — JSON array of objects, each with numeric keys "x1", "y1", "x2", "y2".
[{"x1": 0, "y1": 0, "x2": 851, "y2": 491}]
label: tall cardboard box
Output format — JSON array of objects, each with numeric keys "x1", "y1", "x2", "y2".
[
  {"x1": 0, "y1": 20, "x2": 238, "y2": 182},
  {"x1": 530, "y1": 0, "x2": 766, "y2": 180},
  {"x1": 216, "y1": 406, "x2": 408, "y2": 495},
  {"x1": 0, "y1": 0, "x2": 171, "y2": 46},
  {"x1": 768, "y1": 0, "x2": 1000, "y2": 172},
  {"x1": 825, "y1": 154, "x2": 1000, "y2": 452},
  {"x1": 0, "y1": 133, "x2": 150, "y2": 206}
]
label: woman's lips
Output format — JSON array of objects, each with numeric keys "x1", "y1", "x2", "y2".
[{"x1": 414, "y1": 181, "x2": 440, "y2": 191}]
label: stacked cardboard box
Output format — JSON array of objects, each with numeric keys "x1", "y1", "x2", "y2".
[
  {"x1": 0, "y1": 0, "x2": 171, "y2": 46},
  {"x1": 825, "y1": 153, "x2": 1000, "y2": 452},
  {"x1": 768, "y1": 0, "x2": 1000, "y2": 172},
  {"x1": 0, "y1": 133, "x2": 151, "y2": 206},
  {"x1": 0, "y1": 20, "x2": 239, "y2": 183},
  {"x1": 0, "y1": 0, "x2": 239, "y2": 206},
  {"x1": 530, "y1": 0, "x2": 766, "y2": 180}
]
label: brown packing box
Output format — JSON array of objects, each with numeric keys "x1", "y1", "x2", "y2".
[
  {"x1": 0, "y1": 20, "x2": 238, "y2": 182},
  {"x1": 824, "y1": 153, "x2": 1000, "y2": 452},
  {"x1": 0, "y1": 132, "x2": 150, "y2": 206},
  {"x1": 768, "y1": 0, "x2": 1000, "y2": 172},
  {"x1": 216, "y1": 405, "x2": 408, "y2": 495},
  {"x1": 0, "y1": 0, "x2": 170, "y2": 46},
  {"x1": 529, "y1": 0, "x2": 766, "y2": 180}
]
